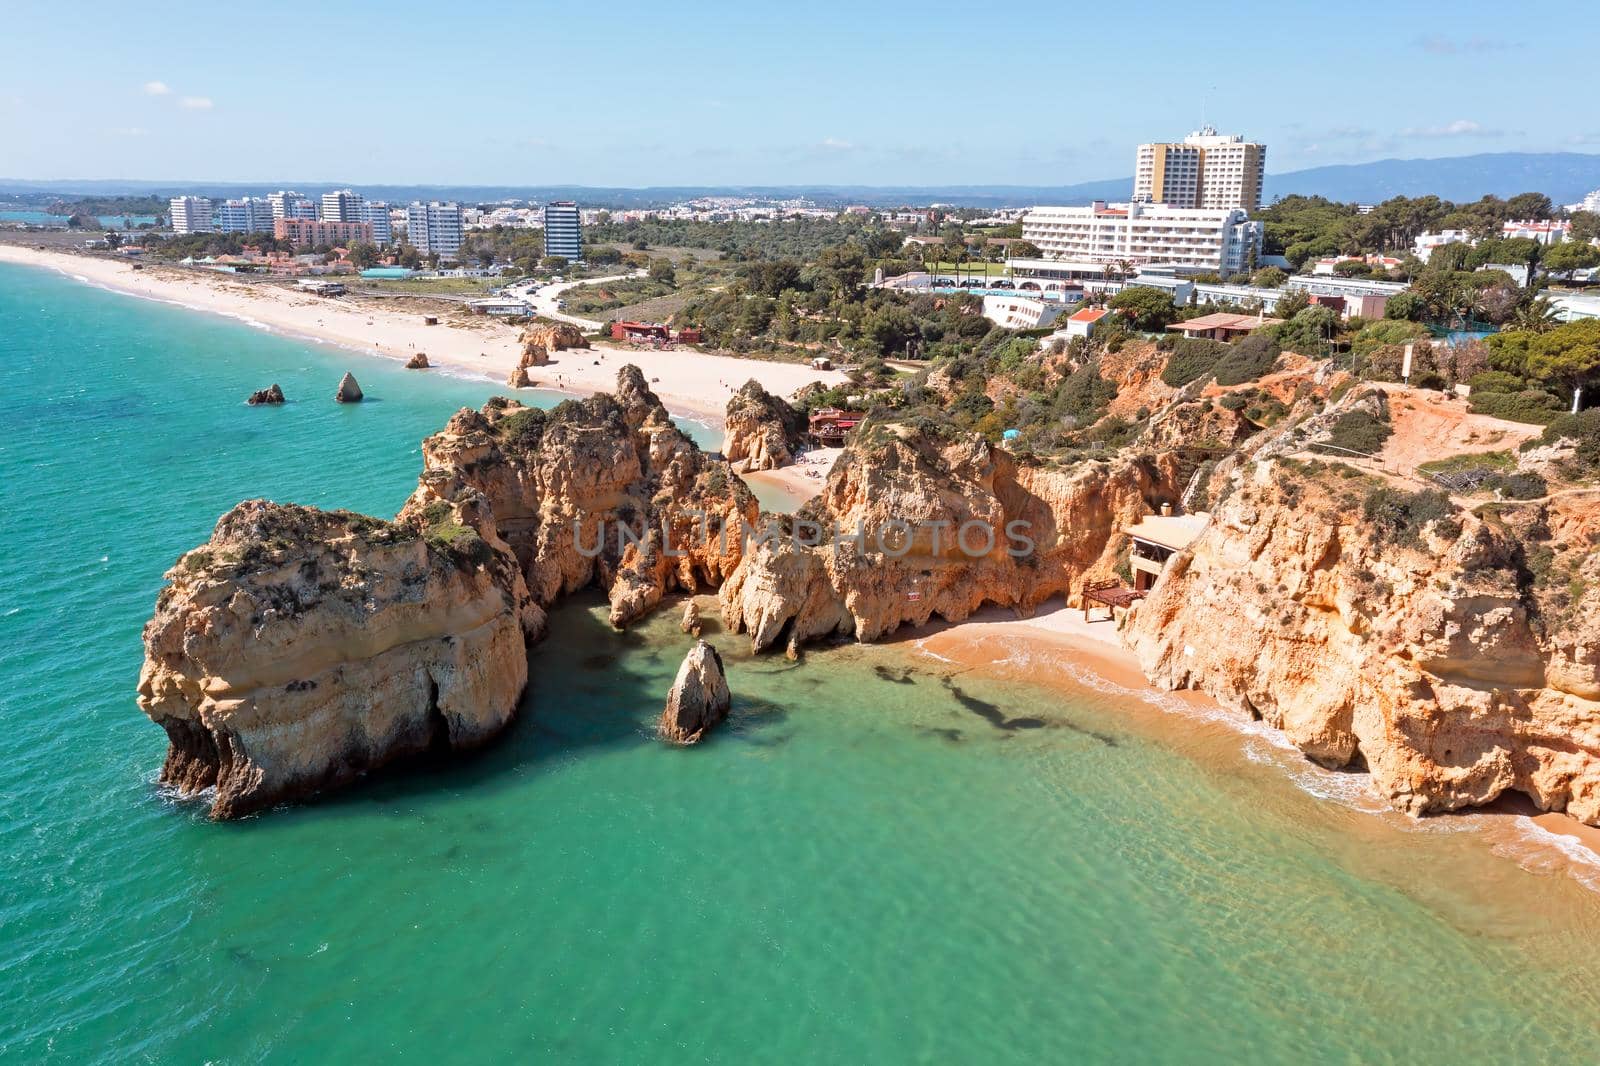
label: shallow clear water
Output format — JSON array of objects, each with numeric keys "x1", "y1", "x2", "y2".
[{"x1": 4, "y1": 261, "x2": 1600, "y2": 1063}]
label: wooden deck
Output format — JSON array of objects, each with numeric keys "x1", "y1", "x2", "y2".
[{"x1": 1082, "y1": 579, "x2": 1145, "y2": 622}]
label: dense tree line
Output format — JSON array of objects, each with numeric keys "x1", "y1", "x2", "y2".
[{"x1": 1258, "y1": 192, "x2": 1583, "y2": 270}]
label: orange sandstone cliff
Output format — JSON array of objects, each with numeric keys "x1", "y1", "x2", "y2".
[{"x1": 138, "y1": 367, "x2": 753, "y2": 817}]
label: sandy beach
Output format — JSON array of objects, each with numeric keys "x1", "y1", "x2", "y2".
[
  {"x1": 0, "y1": 244, "x2": 846, "y2": 424},
  {"x1": 891, "y1": 598, "x2": 1600, "y2": 885}
]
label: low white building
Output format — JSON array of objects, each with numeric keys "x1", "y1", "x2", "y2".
[
  {"x1": 1062, "y1": 307, "x2": 1112, "y2": 339},
  {"x1": 1544, "y1": 290, "x2": 1600, "y2": 322},
  {"x1": 981, "y1": 294, "x2": 1068, "y2": 331},
  {"x1": 1502, "y1": 218, "x2": 1570, "y2": 245},
  {"x1": 1021, "y1": 201, "x2": 1262, "y2": 277},
  {"x1": 1413, "y1": 229, "x2": 1475, "y2": 259}
]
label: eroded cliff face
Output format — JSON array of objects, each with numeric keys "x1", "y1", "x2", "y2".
[
  {"x1": 721, "y1": 379, "x2": 807, "y2": 473},
  {"x1": 139, "y1": 367, "x2": 755, "y2": 817},
  {"x1": 1125, "y1": 459, "x2": 1600, "y2": 823},
  {"x1": 402, "y1": 366, "x2": 758, "y2": 629},
  {"x1": 720, "y1": 422, "x2": 1183, "y2": 650},
  {"x1": 137, "y1": 498, "x2": 537, "y2": 819}
]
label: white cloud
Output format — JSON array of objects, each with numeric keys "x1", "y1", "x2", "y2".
[
  {"x1": 1399, "y1": 119, "x2": 1494, "y2": 138},
  {"x1": 143, "y1": 81, "x2": 172, "y2": 96},
  {"x1": 112, "y1": 126, "x2": 148, "y2": 137},
  {"x1": 818, "y1": 137, "x2": 855, "y2": 151},
  {"x1": 179, "y1": 96, "x2": 213, "y2": 110}
]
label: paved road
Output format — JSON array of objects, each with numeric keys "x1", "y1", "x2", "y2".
[{"x1": 510, "y1": 271, "x2": 644, "y2": 331}]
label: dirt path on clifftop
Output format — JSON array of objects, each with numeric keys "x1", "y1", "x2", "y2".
[{"x1": 1377, "y1": 386, "x2": 1541, "y2": 475}]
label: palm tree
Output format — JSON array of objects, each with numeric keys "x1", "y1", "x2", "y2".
[{"x1": 1510, "y1": 296, "x2": 1561, "y2": 334}]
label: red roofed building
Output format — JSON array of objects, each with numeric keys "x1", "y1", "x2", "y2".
[{"x1": 1064, "y1": 306, "x2": 1111, "y2": 339}]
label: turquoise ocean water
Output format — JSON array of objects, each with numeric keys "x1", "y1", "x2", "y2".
[{"x1": 3, "y1": 261, "x2": 1600, "y2": 1062}]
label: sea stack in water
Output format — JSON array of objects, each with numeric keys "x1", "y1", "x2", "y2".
[
  {"x1": 137, "y1": 499, "x2": 541, "y2": 820},
  {"x1": 335, "y1": 372, "x2": 364, "y2": 403},
  {"x1": 680, "y1": 599, "x2": 701, "y2": 635},
  {"x1": 406, "y1": 352, "x2": 429, "y2": 370},
  {"x1": 247, "y1": 384, "x2": 285, "y2": 405},
  {"x1": 659, "y1": 640, "x2": 730, "y2": 745}
]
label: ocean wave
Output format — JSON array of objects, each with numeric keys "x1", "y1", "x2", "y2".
[{"x1": 1498, "y1": 817, "x2": 1600, "y2": 892}]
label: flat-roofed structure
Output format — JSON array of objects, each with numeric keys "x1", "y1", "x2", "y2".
[
  {"x1": 1123, "y1": 512, "x2": 1210, "y2": 591},
  {"x1": 1168, "y1": 313, "x2": 1278, "y2": 341}
]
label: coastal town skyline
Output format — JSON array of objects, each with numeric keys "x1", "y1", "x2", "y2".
[{"x1": 4, "y1": 0, "x2": 1599, "y2": 186}]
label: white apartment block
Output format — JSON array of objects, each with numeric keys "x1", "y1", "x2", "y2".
[
  {"x1": 213, "y1": 197, "x2": 276, "y2": 233},
  {"x1": 267, "y1": 190, "x2": 316, "y2": 219},
  {"x1": 1133, "y1": 127, "x2": 1266, "y2": 212},
  {"x1": 358, "y1": 201, "x2": 392, "y2": 244},
  {"x1": 1502, "y1": 218, "x2": 1571, "y2": 245},
  {"x1": 169, "y1": 196, "x2": 214, "y2": 235},
  {"x1": 1020, "y1": 201, "x2": 1264, "y2": 276},
  {"x1": 320, "y1": 189, "x2": 365, "y2": 223},
  {"x1": 405, "y1": 201, "x2": 463, "y2": 258}
]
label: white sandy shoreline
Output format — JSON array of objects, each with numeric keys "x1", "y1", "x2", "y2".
[{"x1": 0, "y1": 244, "x2": 846, "y2": 427}]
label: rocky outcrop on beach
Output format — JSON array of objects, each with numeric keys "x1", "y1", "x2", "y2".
[
  {"x1": 719, "y1": 420, "x2": 1182, "y2": 651},
  {"x1": 520, "y1": 322, "x2": 587, "y2": 355},
  {"x1": 1124, "y1": 450, "x2": 1600, "y2": 824},
  {"x1": 136, "y1": 498, "x2": 538, "y2": 819},
  {"x1": 722, "y1": 379, "x2": 808, "y2": 472},
  {"x1": 507, "y1": 366, "x2": 533, "y2": 389},
  {"x1": 659, "y1": 640, "x2": 731, "y2": 745},
  {"x1": 406, "y1": 352, "x2": 429, "y2": 369},
  {"x1": 335, "y1": 372, "x2": 363, "y2": 403},
  {"x1": 247, "y1": 384, "x2": 285, "y2": 406}
]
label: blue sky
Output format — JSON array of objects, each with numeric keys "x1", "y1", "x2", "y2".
[{"x1": 3, "y1": 0, "x2": 1597, "y2": 187}]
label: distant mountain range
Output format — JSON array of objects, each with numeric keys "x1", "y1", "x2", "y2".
[{"x1": 4, "y1": 152, "x2": 1598, "y2": 209}]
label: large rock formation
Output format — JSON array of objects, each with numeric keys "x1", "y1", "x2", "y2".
[
  {"x1": 659, "y1": 640, "x2": 731, "y2": 744},
  {"x1": 722, "y1": 379, "x2": 808, "y2": 472},
  {"x1": 1125, "y1": 450, "x2": 1600, "y2": 824},
  {"x1": 334, "y1": 372, "x2": 363, "y2": 403},
  {"x1": 139, "y1": 366, "x2": 755, "y2": 817},
  {"x1": 720, "y1": 420, "x2": 1182, "y2": 650},
  {"x1": 406, "y1": 352, "x2": 429, "y2": 369},
  {"x1": 137, "y1": 498, "x2": 539, "y2": 819},
  {"x1": 402, "y1": 366, "x2": 758, "y2": 630},
  {"x1": 247, "y1": 384, "x2": 285, "y2": 406},
  {"x1": 520, "y1": 322, "x2": 588, "y2": 355}
]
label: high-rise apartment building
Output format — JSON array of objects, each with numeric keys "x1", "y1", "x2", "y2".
[
  {"x1": 213, "y1": 197, "x2": 277, "y2": 234},
  {"x1": 1020, "y1": 200, "x2": 1263, "y2": 276},
  {"x1": 320, "y1": 189, "x2": 366, "y2": 223},
  {"x1": 405, "y1": 201, "x2": 463, "y2": 258},
  {"x1": 1133, "y1": 127, "x2": 1266, "y2": 212},
  {"x1": 169, "y1": 196, "x2": 215, "y2": 234},
  {"x1": 267, "y1": 190, "x2": 316, "y2": 219},
  {"x1": 358, "y1": 201, "x2": 392, "y2": 244},
  {"x1": 543, "y1": 201, "x2": 582, "y2": 260}
]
